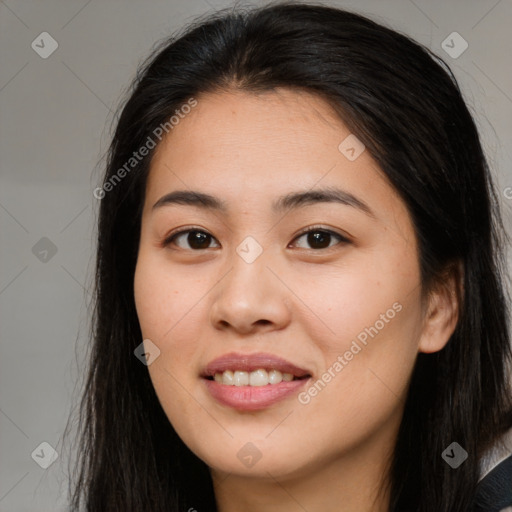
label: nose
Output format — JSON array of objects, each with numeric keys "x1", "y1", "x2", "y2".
[{"x1": 209, "y1": 246, "x2": 292, "y2": 336}]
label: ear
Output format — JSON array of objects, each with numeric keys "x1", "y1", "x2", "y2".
[{"x1": 418, "y1": 261, "x2": 463, "y2": 354}]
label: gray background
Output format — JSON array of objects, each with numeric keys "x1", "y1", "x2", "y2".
[{"x1": 1, "y1": 0, "x2": 511, "y2": 510}]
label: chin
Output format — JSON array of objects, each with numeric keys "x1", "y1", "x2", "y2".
[{"x1": 191, "y1": 435, "x2": 315, "y2": 480}]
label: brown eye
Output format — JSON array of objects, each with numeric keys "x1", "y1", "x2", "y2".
[
  {"x1": 163, "y1": 226, "x2": 349, "y2": 251},
  {"x1": 291, "y1": 228, "x2": 348, "y2": 250},
  {"x1": 164, "y1": 229, "x2": 220, "y2": 250}
]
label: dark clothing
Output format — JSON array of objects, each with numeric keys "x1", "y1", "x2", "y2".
[{"x1": 472, "y1": 453, "x2": 512, "y2": 511}]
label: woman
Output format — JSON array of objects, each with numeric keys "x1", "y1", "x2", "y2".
[{"x1": 67, "y1": 2, "x2": 512, "y2": 511}]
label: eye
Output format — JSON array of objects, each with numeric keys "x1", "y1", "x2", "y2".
[
  {"x1": 289, "y1": 226, "x2": 349, "y2": 250},
  {"x1": 162, "y1": 226, "x2": 349, "y2": 251},
  {"x1": 163, "y1": 228, "x2": 220, "y2": 250}
]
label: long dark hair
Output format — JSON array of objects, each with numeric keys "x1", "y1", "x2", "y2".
[{"x1": 65, "y1": 2, "x2": 512, "y2": 510}]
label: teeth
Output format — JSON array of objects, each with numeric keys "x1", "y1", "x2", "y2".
[
  {"x1": 249, "y1": 369, "x2": 267, "y2": 386},
  {"x1": 221, "y1": 370, "x2": 234, "y2": 385},
  {"x1": 268, "y1": 369, "x2": 283, "y2": 384},
  {"x1": 233, "y1": 371, "x2": 249, "y2": 386},
  {"x1": 212, "y1": 369, "x2": 299, "y2": 386}
]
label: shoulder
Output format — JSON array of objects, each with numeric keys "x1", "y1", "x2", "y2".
[{"x1": 472, "y1": 428, "x2": 512, "y2": 511}]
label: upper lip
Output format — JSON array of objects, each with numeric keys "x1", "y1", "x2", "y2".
[{"x1": 202, "y1": 352, "x2": 312, "y2": 378}]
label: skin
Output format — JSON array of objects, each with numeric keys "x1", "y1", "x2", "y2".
[{"x1": 133, "y1": 88, "x2": 459, "y2": 512}]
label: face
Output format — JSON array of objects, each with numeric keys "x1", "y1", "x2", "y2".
[{"x1": 133, "y1": 88, "x2": 442, "y2": 483}]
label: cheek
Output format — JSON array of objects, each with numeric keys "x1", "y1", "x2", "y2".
[
  {"x1": 134, "y1": 250, "x2": 202, "y2": 340},
  {"x1": 134, "y1": 253, "x2": 209, "y2": 430},
  {"x1": 296, "y1": 254, "x2": 421, "y2": 356},
  {"x1": 134, "y1": 250, "x2": 171, "y2": 329},
  {"x1": 133, "y1": 252, "x2": 201, "y2": 388},
  {"x1": 292, "y1": 296, "x2": 422, "y2": 463},
  {"x1": 296, "y1": 248, "x2": 423, "y2": 418}
]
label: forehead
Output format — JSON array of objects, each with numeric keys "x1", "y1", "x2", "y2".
[
  {"x1": 150, "y1": 88, "x2": 346, "y2": 177},
  {"x1": 144, "y1": 88, "x2": 404, "y2": 223}
]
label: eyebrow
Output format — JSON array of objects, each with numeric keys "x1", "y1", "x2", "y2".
[{"x1": 152, "y1": 186, "x2": 375, "y2": 217}]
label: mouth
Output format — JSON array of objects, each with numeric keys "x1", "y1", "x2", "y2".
[{"x1": 201, "y1": 352, "x2": 312, "y2": 410}]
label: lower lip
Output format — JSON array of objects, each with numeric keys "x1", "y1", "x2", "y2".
[{"x1": 203, "y1": 378, "x2": 310, "y2": 411}]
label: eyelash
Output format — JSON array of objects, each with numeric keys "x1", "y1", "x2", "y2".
[{"x1": 162, "y1": 225, "x2": 350, "y2": 251}]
